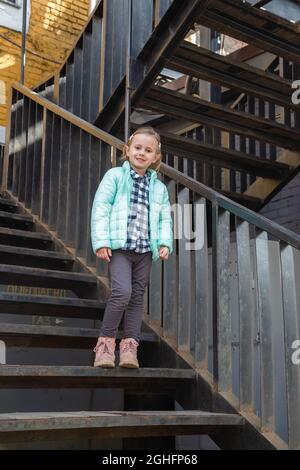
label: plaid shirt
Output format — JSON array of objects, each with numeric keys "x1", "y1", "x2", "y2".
[{"x1": 122, "y1": 166, "x2": 151, "y2": 253}]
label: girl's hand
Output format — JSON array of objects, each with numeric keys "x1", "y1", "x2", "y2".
[
  {"x1": 96, "y1": 247, "x2": 112, "y2": 262},
  {"x1": 159, "y1": 246, "x2": 169, "y2": 260}
]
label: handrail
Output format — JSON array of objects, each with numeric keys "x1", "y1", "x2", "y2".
[
  {"x1": 161, "y1": 162, "x2": 300, "y2": 250},
  {"x1": 13, "y1": 83, "x2": 123, "y2": 151}
]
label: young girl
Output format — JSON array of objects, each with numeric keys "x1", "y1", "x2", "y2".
[{"x1": 91, "y1": 126, "x2": 173, "y2": 369}]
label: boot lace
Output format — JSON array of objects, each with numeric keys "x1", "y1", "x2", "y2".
[
  {"x1": 121, "y1": 339, "x2": 138, "y2": 353},
  {"x1": 93, "y1": 339, "x2": 114, "y2": 354}
]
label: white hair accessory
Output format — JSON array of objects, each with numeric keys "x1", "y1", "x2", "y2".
[{"x1": 128, "y1": 132, "x2": 161, "y2": 152}]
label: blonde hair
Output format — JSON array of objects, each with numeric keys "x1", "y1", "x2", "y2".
[{"x1": 122, "y1": 126, "x2": 161, "y2": 172}]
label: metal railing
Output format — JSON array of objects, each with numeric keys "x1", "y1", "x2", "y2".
[
  {"x1": 149, "y1": 158, "x2": 300, "y2": 449},
  {"x1": 2, "y1": 82, "x2": 300, "y2": 448}
]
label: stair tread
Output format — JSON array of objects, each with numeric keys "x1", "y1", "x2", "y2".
[
  {"x1": 160, "y1": 130, "x2": 291, "y2": 178},
  {"x1": 0, "y1": 410, "x2": 244, "y2": 431},
  {"x1": 0, "y1": 244, "x2": 74, "y2": 260},
  {"x1": 219, "y1": 190, "x2": 263, "y2": 210},
  {"x1": 177, "y1": 41, "x2": 291, "y2": 94},
  {"x1": 168, "y1": 41, "x2": 295, "y2": 110},
  {"x1": 0, "y1": 226, "x2": 52, "y2": 241},
  {"x1": 141, "y1": 86, "x2": 300, "y2": 150},
  {"x1": 0, "y1": 264, "x2": 96, "y2": 283},
  {"x1": 0, "y1": 322, "x2": 158, "y2": 344},
  {"x1": 0, "y1": 365, "x2": 196, "y2": 390},
  {"x1": 0, "y1": 365, "x2": 196, "y2": 379},
  {"x1": 0, "y1": 292, "x2": 103, "y2": 307},
  {"x1": 162, "y1": 164, "x2": 263, "y2": 210},
  {"x1": 202, "y1": 0, "x2": 300, "y2": 63},
  {"x1": 0, "y1": 210, "x2": 33, "y2": 222},
  {"x1": 0, "y1": 292, "x2": 105, "y2": 319},
  {"x1": 0, "y1": 198, "x2": 18, "y2": 208}
]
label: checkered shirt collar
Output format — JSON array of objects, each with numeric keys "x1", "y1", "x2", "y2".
[{"x1": 129, "y1": 166, "x2": 151, "y2": 182}]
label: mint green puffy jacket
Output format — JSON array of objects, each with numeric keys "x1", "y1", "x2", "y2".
[{"x1": 91, "y1": 161, "x2": 173, "y2": 261}]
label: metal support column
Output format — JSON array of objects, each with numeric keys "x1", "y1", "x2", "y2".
[
  {"x1": 124, "y1": 0, "x2": 132, "y2": 142},
  {"x1": 20, "y1": 0, "x2": 28, "y2": 84}
]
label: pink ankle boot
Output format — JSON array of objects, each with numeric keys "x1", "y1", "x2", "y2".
[
  {"x1": 93, "y1": 337, "x2": 116, "y2": 368},
  {"x1": 119, "y1": 338, "x2": 139, "y2": 369}
]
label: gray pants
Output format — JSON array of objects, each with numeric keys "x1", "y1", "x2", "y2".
[{"x1": 100, "y1": 249, "x2": 152, "y2": 343}]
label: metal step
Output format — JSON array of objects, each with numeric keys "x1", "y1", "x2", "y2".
[
  {"x1": 0, "y1": 264, "x2": 96, "y2": 293},
  {"x1": 0, "y1": 211, "x2": 34, "y2": 231},
  {"x1": 0, "y1": 365, "x2": 196, "y2": 389},
  {"x1": 0, "y1": 226, "x2": 53, "y2": 250},
  {"x1": 0, "y1": 323, "x2": 158, "y2": 349},
  {"x1": 0, "y1": 244, "x2": 74, "y2": 270},
  {"x1": 141, "y1": 86, "x2": 300, "y2": 151},
  {"x1": 201, "y1": 0, "x2": 300, "y2": 63},
  {"x1": 0, "y1": 410, "x2": 244, "y2": 443},
  {"x1": 219, "y1": 189, "x2": 263, "y2": 211},
  {"x1": 0, "y1": 197, "x2": 18, "y2": 213},
  {"x1": 168, "y1": 41, "x2": 294, "y2": 110},
  {"x1": 0, "y1": 292, "x2": 105, "y2": 319},
  {"x1": 159, "y1": 130, "x2": 292, "y2": 179}
]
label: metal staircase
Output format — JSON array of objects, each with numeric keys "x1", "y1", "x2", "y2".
[
  {"x1": 0, "y1": 0, "x2": 300, "y2": 450},
  {"x1": 32, "y1": 0, "x2": 300, "y2": 211}
]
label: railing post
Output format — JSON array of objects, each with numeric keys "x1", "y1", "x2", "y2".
[
  {"x1": 162, "y1": 175, "x2": 177, "y2": 340},
  {"x1": 1, "y1": 87, "x2": 13, "y2": 192},
  {"x1": 32, "y1": 107, "x2": 42, "y2": 214},
  {"x1": 194, "y1": 197, "x2": 209, "y2": 368},
  {"x1": 280, "y1": 243, "x2": 300, "y2": 449},
  {"x1": 217, "y1": 207, "x2": 232, "y2": 392},
  {"x1": 124, "y1": 0, "x2": 132, "y2": 141},
  {"x1": 255, "y1": 229, "x2": 275, "y2": 432},
  {"x1": 236, "y1": 218, "x2": 254, "y2": 410},
  {"x1": 212, "y1": 200, "x2": 219, "y2": 385},
  {"x1": 99, "y1": 0, "x2": 107, "y2": 112},
  {"x1": 212, "y1": 202, "x2": 232, "y2": 391},
  {"x1": 177, "y1": 178, "x2": 192, "y2": 351},
  {"x1": 40, "y1": 108, "x2": 53, "y2": 225}
]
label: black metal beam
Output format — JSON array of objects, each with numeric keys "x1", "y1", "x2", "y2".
[
  {"x1": 201, "y1": 0, "x2": 300, "y2": 63},
  {"x1": 140, "y1": 86, "x2": 300, "y2": 150},
  {"x1": 95, "y1": 0, "x2": 211, "y2": 133},
  {"x1": 166, "y1": 42, "x2": 297, "y2": 110},
  {"x1": 159, "y1": 130, "x2": 292, "y2": 179}
]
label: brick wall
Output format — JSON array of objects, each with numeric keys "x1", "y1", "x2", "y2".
[
  {"x1": 259, "y1": 173, "x2": 300, "y2": 235},
  {"x1": 0, "y1": 0, "x2": 90, "y2": 128}
]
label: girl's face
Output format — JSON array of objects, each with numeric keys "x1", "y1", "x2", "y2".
[{"x1": 125, "y1": 133, "x2": 159, "y2": 176}]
